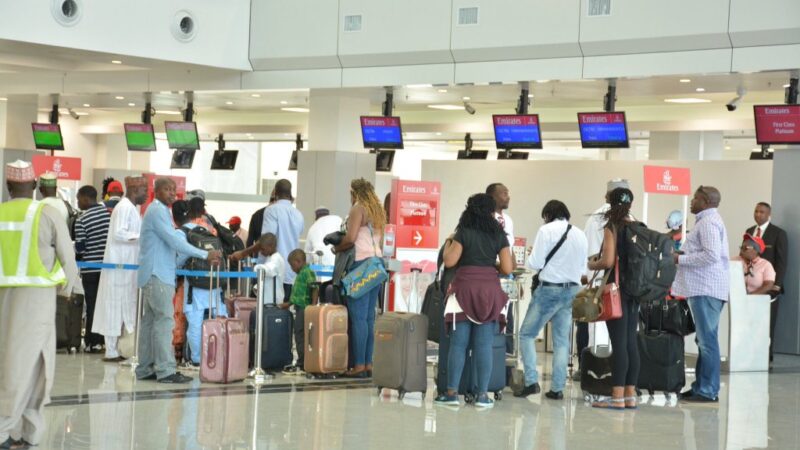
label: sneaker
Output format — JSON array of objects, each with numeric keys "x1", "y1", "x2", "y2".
[
  {"x1": 544, "y1": 390, "x2": 564, "y2": 400},
  {"x1": 513, "y1": 382, "x2": 541, "y2": 398},
  {"x1": 0, "y1": 437, "x2": 23, "y2": 449},
  {"x1": 474, "y1": 394, "x2": 494, "y2": 409},
  {"x1": 282, "y1": 365, "x2": 304, "y2": 375},
  {"x1": 157, "y1": 373, "x2": 193, "y2": 384},
  {"x1": 434, "y1": 393, "x2": 460, "y2": 407},
  {"x1": 181, "y1": 362, "x2": 200, "y2": 371}
]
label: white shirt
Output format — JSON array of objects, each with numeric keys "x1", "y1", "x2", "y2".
[
  {"x1": 256, "y1": 252, "x2": 286, "y2": 305},
  {"x1": 753, "y1": 221, "x2": 770, "y2": 238},
  {"x1": 527, "y1": 219, "x2": 588, "y2": 284},
  {"x1": 41, "y1": 196, "x2": 70, "y2": 223},
  {"x1": 495, "y1": 211, "x2": 515, "y2": 247},
  {"x1": 304, "y1": 215, "x2": 343, "y2": 280},
  {"x1": 583, "y1": 203, "x2": 609, "y2": 277}
]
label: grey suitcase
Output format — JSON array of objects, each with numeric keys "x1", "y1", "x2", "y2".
[{"x1": 373, "y1": 312, "x2": 429, "y2": 399}]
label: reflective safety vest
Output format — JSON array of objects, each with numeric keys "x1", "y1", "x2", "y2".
[{"x1": 0, "y1": 199, "x2": 66, "y2": 287}]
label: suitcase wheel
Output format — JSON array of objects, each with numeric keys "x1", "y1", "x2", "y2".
[
  {"x1": 376, "y1": 387, "x2": 383, "y2": 396},
  {"x1": 398, "y1": 389, "x2": 406, "y2": 400},
  {"x1": 494, "y1": 391, "x2": 503, "y2": 401},
  {"x1": 464, "y1": 393, "x2": 475, "y2": 404}
]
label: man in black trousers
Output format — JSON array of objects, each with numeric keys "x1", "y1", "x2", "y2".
[{"x1": 746, "y1": 202, "x2": 788, "y2": 364}]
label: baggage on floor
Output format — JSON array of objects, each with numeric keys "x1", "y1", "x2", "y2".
[
  {"x1": 637, "y1": 329, "x2": 685, "y2": 394},
  {"x1": 435, "y1": 322, "x2": 507, "y2": 402},
  {"x1": 580, "y1": 344, "x2": 614, "y2": 397},
  {"x1": 226, "y1": 296, "x2": 257, "y2": 327},
  {"x1": 249, "y1": 275, "x2": 293, "y2": 371},
  {"x1": 639, "y1": 296, "x2": 695, "y2": 337},
  {"x1": 56, "y1": 293, "x2": 84, "y2": 350},
  {"x1": 200, "y1": 269, "x2": 249, "y2": 384},
  {"x1": 373, "y1": 311, "x2": 428, "y2": 399},
  {"x1": 304, "y1": 303, "x2": 348, "y2": 375}
]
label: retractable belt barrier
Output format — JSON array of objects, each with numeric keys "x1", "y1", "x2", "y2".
[{"x1": 75, "y1": 262, "x2": 334, "y2": 278}]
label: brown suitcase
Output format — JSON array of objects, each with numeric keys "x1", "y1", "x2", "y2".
[
  {"x1": 304, "y1": 303, "x2": 348, "y2": 375},
  {"x1": 373, "y1": 312, "x2": 429, "y2": 399}
]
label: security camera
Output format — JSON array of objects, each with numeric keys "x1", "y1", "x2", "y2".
[
  {"x1": 726, "y1": 87, "x2": 747, "y2": 112},
  {"x1": 463, "y1": 101, "x2": 476, "y2": 115},
  {"x1": 67, "y1": 108, "x2": 80, "y2": 120}
]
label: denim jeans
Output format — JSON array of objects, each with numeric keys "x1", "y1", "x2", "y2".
[
  {"x1": 688, "y1": 296, "x2": 726, "y2": 399},
  {"x1": 446, "y1": 321, "x2": 498, "y2": 394},
  {"x1": 136, "y1": 277, "x2": 177, "y2": 379},
  {"x1": 519, "y1": 284, "x2": 578, "y2": 392},
  {"x1": 347, "y1": 261, "x2": 380, "y2": 367}
]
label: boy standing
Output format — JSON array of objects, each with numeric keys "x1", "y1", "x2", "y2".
[{"x1": 282, "y1": 250, "x2": 318, "y2": 374}]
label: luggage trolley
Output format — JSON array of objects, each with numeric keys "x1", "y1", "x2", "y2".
[{"x1": 503, "y1": 270, "x2": 529, "y2": 397}]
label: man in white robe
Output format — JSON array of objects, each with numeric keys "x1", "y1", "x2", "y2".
[
  {"x1": 0, "y1": 160, "x2": 81, "y2": 449},
  {"x1": 92, "y1": 176, "x2": 148, "y2": 362}
]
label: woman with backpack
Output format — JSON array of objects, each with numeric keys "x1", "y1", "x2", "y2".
[{"x1": 587, "y1": 187, "x2": 640, "y2": 410}]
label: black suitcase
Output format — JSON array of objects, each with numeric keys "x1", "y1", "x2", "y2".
[
  {"x1": 435, "y1": 322, "x2": 506, "y2": 402},
  {"x1": 248, "y1": 277, "x2": 293, "y2": 371},
  {"x1": 56, "y1": 294, "x2": 84, "y2": 350},
  {"x1": 637, "y1": 329, "x2": 685, "y2": 394},
  {"x1": 580, "y1": 344, "x2": 614, "y2": 397}
]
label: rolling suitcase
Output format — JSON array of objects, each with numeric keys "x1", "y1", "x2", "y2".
[
  {"x1": 225, "y1": 261, "x2": 257, "y2": 322},
  {"x1": 637, "y1": 327, "x2": 685, "y2": 395},
  {"x1": 249, "y1": 276, "x2": 293, "y2": 371},
  {"x1": 56, "y1": 293, "x2": 84, "y2": 350},
  {"x1": 304, "y1": 302, "x2": 348, "y2": 376},
  {"x1": 200, "y1": 268, "x2": 249, "y2": 384},
  {"x1": 373, "y1": 311, "x2": 429, "y2": 399},
  {"x1": 580, "y1": 322, "x2": 614, "y2": 398}
]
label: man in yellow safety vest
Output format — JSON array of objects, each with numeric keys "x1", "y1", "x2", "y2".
[{"x1": 0, "y1": 160, "x2": 80, "y2": 449}]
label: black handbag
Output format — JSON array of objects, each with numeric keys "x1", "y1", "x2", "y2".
[
  {"x1": 531, "y1": 225, "x2": 572, "y2": 293},
  {"x1": 421, "y1": 246, "x2": 454, "y2": 344},
  {"x1": 639, "y1": 297, "x2": 695, "y2": 337}
]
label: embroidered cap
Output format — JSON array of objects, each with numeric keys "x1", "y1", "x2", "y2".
[
  {"x1": 38, "y1": 171, "x2": 58, "y2": 187},
  {"x1": 5, "y1": 160, "x2": 35, "y2": 183}
]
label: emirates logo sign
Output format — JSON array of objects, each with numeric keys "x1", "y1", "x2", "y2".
[
  {"x1": 656, "y1": 170, "x2": 679, "y2": 192},
  {"x1": 644, "y1": 165, "x2": 691, "y2": 196}
]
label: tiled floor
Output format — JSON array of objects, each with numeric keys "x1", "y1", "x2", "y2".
[{"x1": 34, "y1": 353, "x2": 800, "y2": 449}]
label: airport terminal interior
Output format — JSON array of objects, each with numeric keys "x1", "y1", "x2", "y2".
[{"x1": 1, "y1": 0, "x2": 800, "y2": 449}]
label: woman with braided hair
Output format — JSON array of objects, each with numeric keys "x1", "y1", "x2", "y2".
[{"x1": 334, "y1": 178, "x2": 387, "y2": 378}]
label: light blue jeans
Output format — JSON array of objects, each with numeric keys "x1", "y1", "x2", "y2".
[
  {"x1": 347, "y1": 259, "x2": 381, "y2": 366},
  {"x1": 519, "y1": 284, "x2": 578, "y2": 392},
  {"x1": 446, "y1": 321, "x2": 498, "y2": 394},
  {"x1": 688, "y1": 296, "x2": 725, "y2": 399}
]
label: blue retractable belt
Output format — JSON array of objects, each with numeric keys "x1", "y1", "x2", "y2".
[{"x1": 76, "y1": 261, "x2": 334, "y2": 278}]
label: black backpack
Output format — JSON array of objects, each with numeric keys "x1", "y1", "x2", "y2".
[
  {"x1": 207, "y1": 215, "x2": 245, "y2": 257},
  {"x1": 180, "y1": 225, "x2": 227, "y2": 290},
  {"x1": 620, "y1": 222, "x2": 676, "y2": 302}
]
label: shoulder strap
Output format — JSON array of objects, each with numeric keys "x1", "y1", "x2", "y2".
[{"x1": 542, "y1": 224, "x2": 572, "y2": 270}]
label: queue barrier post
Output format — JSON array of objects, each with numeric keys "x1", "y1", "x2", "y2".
[{"x1": 249, "y1": 263, "x2": 272, "y2": 384}]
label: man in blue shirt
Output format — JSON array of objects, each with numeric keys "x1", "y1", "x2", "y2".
[
  {"x1": 262, "y1": 179, "x2": 304, "y2": 302},
  {"x1": 136, "y1": 178, "x2": 221, "y2": 383}
]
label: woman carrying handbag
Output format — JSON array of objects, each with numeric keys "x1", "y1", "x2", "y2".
[{"x1": 587, "y1": 187, "x2": 639, "y2": 410}]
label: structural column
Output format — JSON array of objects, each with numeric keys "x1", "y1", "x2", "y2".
[
  {"x1": 0, "y1": 95, "x2": 41, "y2": 201},
  {"x1": 649, "y1": 131, "x2": 723, "y2": 160}
]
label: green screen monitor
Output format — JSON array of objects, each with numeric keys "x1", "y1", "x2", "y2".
[
  {"x1": 31, "y1": 123, "x2": 64, "y2": 150},
  {"x1": 124, "y1": 123, "x2": 157, "y2": 151},
  {"x1": 164, "y1": 121, "x2": 200, "y2": 150}
]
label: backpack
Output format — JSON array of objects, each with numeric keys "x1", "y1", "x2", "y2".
[
  {"x1": 180, "y1": 225, "x2": 227, "y2": 290},
  {"x1": 620, "y1": 222, "x2": 676, "y2": 302},
  {"x1": 207, "y1": 215, "x2": 245, "y2": 257}
]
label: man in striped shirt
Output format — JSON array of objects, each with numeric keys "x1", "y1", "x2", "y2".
[{"x1": 75, "y1": 185, "x2": 111, "y2": 353}]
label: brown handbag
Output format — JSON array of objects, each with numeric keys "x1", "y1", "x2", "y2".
[{"x1": 572, "y1": 258, "x2": 622, "y2": 322}]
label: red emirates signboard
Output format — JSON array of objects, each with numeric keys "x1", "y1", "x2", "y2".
[
  {"x1": 643, "y1": 165, "x2": 691, "y2": 195},
  {"x1": 754, "y1": 105, "x2": 800, "y2": 145},
  {"x1": 390, "y1": 179, "x2": 441, "y2": 249},
  {"x1": 31, "y1": 155, "x2": 82, "y2": 181}
]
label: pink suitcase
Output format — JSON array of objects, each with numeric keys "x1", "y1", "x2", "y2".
[{"x1": 201, "y1": 269, "x2": 250, "y2": 384}]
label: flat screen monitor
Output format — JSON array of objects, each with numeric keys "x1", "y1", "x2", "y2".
[
  {"x1": 124, "y1": 123, "x2": 157, "y2": 151},
  {"x1": 170, "y1": 150, "x2": 196, "y2": 169},
  {"x1": 492, "y1": 114, "x2": 542, "y2": 150},
  {"x1": 497, "y1": 151, "x2": 529, "y2": 160},
  {"x1": 360, "y1": 116, "x2": 404, "y2": 149},
  {"x1": 165, "y1": 121, "x2": 200, "y2": 150},
  {"x1": 749, "y1": 151, "x2": 774, "y2": 160},
  {"x1": 288, "y1": 150, "x2": 298, "y2": 171},
  {"x1": 31, "y1": 123, "x2": 64, "y2": 150},
  {"x1": 210, "y1": 150, "x2": 239, "y2": 170},
  {"x1": 577, "y1": 112, "x2": 629, "y2": 148},
  {"x1": 754, "y1": 105, "x2": 800, "y2": 145},
  {"x1": 376, "y1": 150, "x2": 395, "y2": 172},
  {"x1": 457, "y1": 150, "x2": 489, "y2": 160}
]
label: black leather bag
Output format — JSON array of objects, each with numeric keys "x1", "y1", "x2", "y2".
[{"x1": 639, "y1": 297, "x2": 695, "y2": 337}]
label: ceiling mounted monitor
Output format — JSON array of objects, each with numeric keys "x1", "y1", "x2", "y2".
[
  {"x1": 360, "y1": 116, "x2": 404, "y2": 149},
  {"x1": 210, "y1": 150, "x2": 239, "y2": 170},
  {"x1": 577, "y1": 112, "x2": 629, "y2": 148},
  {"x1": 31, "y1": 123, "x2": 64, "y2": 150},
  {"x1": 376, "y1": 150, "x2": 395, "y2": 172},
  {"x1": 457, "y1": 150, "x2": 489, "y2": 160},
  {"x1": 165, "y1": 121, "x2": 200, "y2": 150},
  {"x1": 754, "y1": 105, "x2": 800, "y2": 145},
  {"x1": 497, "y1": 151, "x2": 529, "y2": 160},
  {"x1": 170, "y1": 149, "x2": 196, "y2": 169},
  {"x1": 288, "y1": 150, "x2": 298, "y2": 171},
  {"x1": 124, "y1": 123, "x2": 157, "y2": 151},
  {"x1": 492, "y1": 114, "x2": 542, "y2": 150}
]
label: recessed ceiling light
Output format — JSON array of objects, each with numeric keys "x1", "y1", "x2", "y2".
[
  {"x1": 536, "y1": 80, "x2": 550, "y2": 83},
  {"x1": 680, "y1": 79, "x2": 691, "y2": 83},
  {"x1": 462, "y1": 96, "x2": 471, "y2": 101},
  {"x1": 83, "y1": 103, "x2": 91, "y2": 107},
  {"x1": 528, "y1": 94, "x2": 534, "y2": 98},
  {"x1": 225, "y1": 101, "x2": 233, "y2": 105},
  {"x1": 111, "y1": 60, "x2": 122, "y2": 64},
  {"x1": 725, "y1": 146, "x2": 731, "y2": 150},
  {"x1": 695, "y1": 87, "x2": 706, "y2": 92},
  {"x1": 281, "y1": 107, "x2": 309, "y2": 113},
  {"x1": 0, "y1": 97, "x2": 8, "y2": 101},
  {"x1": 75, "y1": 112, "x2": 89, "y2": 116},
  {"x1": 406, "y1": 84, "x2": 433, "y2": 88},
  {"x1": 249, "y1": 136, "x2": 254, "y2": 139},
  {"x1": 128, "y1": 103, "x2": 136, "y2": 107},
  {"x1": 437, "y1": 89, "x2": 448, "y2": 93},
  {"x1": 159, "y1": 91, "x2": 171, "y2": 94},
  {"x1": 159, "y1": 110, "x2": 182, "y2": 115},
  {"x1": 115, "y1": 96, "x2": 124, "y2": 100},
  {"x1": 246, "y1": 133, "x2": 253, "y2": 137},
  {"x1": 251, "y1": 93, "x2": 261, "y2": 98},
  {"x1": 280, "y1": 101, "x2": 288, "y2": 105},
  {"x1": 664, "y1": 98, "x2": 712, "y2": 104},
  {"x1": 784, "y1": 84, "x2": 791, "y2": 88},
  {"x1": 436, "y1": 132, "x2": 442, "y2": 136},
  {"x1": 427, "y1": 104, "x2": 464, "y2": 110}
]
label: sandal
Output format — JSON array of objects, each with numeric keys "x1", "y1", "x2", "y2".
[
  {"x1": 591, "y1": 397, "x2": 626, "y2": 410},
  {"x1": 624, "y1": 396, "x2": 638, "y2": 409}
]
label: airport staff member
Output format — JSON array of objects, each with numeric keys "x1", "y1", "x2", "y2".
[{"x1": 0, "y1": 160, "x2": 81, "y2": 449}]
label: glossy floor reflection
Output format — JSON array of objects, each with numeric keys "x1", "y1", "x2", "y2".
[{"x1": 38, "y1": 353, "x2": 800, "y2": 449}]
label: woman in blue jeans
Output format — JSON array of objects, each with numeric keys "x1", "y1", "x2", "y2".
[
  {"x1": 335, "y1": 179, "x2": 386, "y2": 378},
  {"x1": 435, "y1": 194, "x2": 514, "y2": 409}
]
